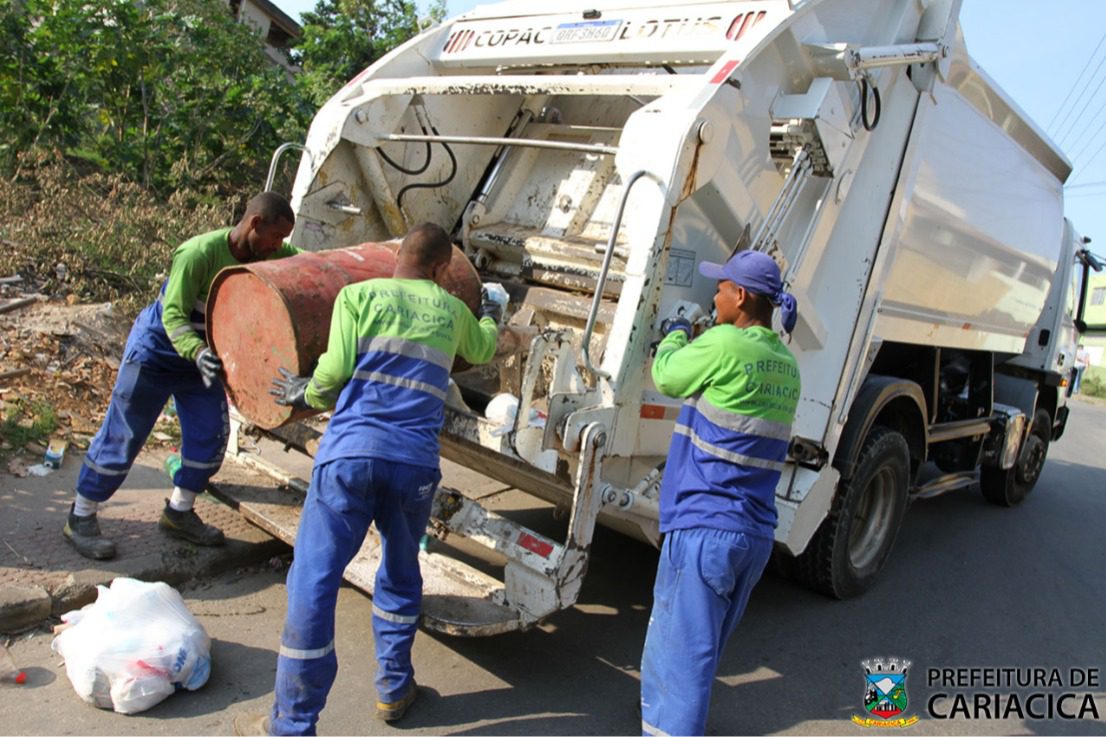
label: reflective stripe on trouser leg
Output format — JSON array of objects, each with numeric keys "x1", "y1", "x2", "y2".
[
  {"x1": 640, "y1": 528, "x2": 772, "y2": 736},
  {"x1": 77, "y1": 359, "x2": 172, "y2": 502},
  {"x1": 171, "y1": 376, "x2": 229, "y2": 492},
  {"x1": 270, "y1": 460, "x2": 376, "y2": 736},
  {"x1": 371, "y1": 461, "x2": 440, "y2": 703}
]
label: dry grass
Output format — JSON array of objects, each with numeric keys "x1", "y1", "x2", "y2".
[{"x1": 0, "y1": 150, "x2": 239, "y2": 318}]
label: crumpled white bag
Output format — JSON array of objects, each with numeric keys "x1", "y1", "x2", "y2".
[{"x1": 51, "y1": 578, "x2": 211, "y2": 714}]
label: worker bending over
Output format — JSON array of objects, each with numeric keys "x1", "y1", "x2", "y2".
[{"x1": 65, "y1": 193, "x2": 297, "y2": 560}]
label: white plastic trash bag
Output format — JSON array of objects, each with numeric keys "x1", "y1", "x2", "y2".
[{"x1": 51, "y1": 577, "x2": 212, "y2": 714}]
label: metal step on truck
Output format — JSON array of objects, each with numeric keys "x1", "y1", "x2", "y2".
[{"x1": 214, "y1": 0, "x2": 1102, "y2": 636}]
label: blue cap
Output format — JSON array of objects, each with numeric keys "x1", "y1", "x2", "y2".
[{"x1": 698, "y1": 250, "x2": 798, "y2": 334}]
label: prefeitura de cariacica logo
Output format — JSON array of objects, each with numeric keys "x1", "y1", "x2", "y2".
[{"x1": 852, "y1": 657, "x2": 920, "y2": 728}]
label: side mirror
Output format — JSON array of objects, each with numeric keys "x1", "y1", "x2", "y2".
[{"x1": 1074, "y1": 318, "x2": 1088, "y2": 334}]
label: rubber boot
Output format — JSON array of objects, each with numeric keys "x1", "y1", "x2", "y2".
[
  {"x1": 159, "y1": 501, "x2": 226, "y2": 546},
  {"x1": 376, "y1": 680, "x2": 418, "y2": 722},
  {"x1": 62, "y1": 504, "x2": 116, "y2": 560}
]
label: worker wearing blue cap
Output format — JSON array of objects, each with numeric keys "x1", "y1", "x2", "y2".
[{"x1": 640, "y1": 250, "x2": 801, "y2": 736}]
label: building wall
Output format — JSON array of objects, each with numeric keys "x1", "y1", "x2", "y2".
[
  {"x1": 1080, "y1": 271, "x2": 1106, "y2": 368},
  {"x1": 1085, "y1": 271, "x2": 1106, "y2": 326},
  {"x1": 229, "y1": 0, "x2": 300, "y2": 72},
  {"x1": 238, "y1": 0, "x2": 272, "y2": 38}
]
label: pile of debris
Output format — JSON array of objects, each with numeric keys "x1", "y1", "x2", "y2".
[{"x1": 0, "y1": 276, "x2": 177, "y2": 476}]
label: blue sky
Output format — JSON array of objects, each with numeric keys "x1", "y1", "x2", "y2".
[{"x1": 272, "y1": 0, "x2": 1106, "y2": 249}]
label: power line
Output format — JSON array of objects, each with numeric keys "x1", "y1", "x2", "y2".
[
  {"x1": 1069, "y1": 108, "x2": 1106, "y2": 164},
  {"x1": 1071, "y1": 134, "x2": 1106, "y2": 186},
  {"x1": 1066, "y1": 180, "x2": 1106, "y2": 189},
  {"x1": 1048, "y1": 29, "x2": 1106, "y2": 133},
  {"x1": 1056, "y1": 67, "x2": 1106, "y2": 147}
]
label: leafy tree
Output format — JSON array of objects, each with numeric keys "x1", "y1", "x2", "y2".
[
  {"x1": 294, "y1": 0, "x2": 446, "y2": 106},
  {"x1": 0, "y1": 0, "x2": 314, "y2": 194}
]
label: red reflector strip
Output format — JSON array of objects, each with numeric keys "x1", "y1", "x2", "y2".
[
  {"x1": 640, "y1": 404, "x2": 680, "y2": 420},
  {"x1": 710, "y1": 59, "x2": 740, "y2": 84},
  {"x1": 517, "y1": 532, "x2": 554, "y2": 558}
]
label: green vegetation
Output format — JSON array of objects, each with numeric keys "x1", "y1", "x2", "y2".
[
  {"x1": 297, "y1": 0, "x2": 446, "y2": 107},
  {"x1": 1, "y1": 0, "x2": 312, "y2": 194},
  {"x1": 0, "y1": 151, "x2": 231, "y2": 314},
  {"x1": 1078, "y1": 366, "x2": 1106, "y2": 399},
  {"x1": 0, "y1": 398, "x2": 59, "y2": 456},
  {"x1": 0, "y1": 0, "x2": 442, "y2": 314}
]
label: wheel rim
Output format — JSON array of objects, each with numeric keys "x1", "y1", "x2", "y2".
[
  {"x1": 1016, "y1": 432, "x2": 1046, "y2": 487},
  {"x1": 848, "y1": 465, "x2": 896, "y2": 570}
]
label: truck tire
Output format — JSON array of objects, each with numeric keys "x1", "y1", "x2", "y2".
[
  {"x1": 791, "y1": 426, "x2": 910, "y2": 599},
  {"x1": 980, "y1": 407, "x2": 1051, "y2": 507}
]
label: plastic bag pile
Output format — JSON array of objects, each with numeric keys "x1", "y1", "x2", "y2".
[{"x1": 51, "y1": 578, "x2": 211, "y2": 714}]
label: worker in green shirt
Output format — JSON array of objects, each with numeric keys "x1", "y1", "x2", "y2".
[
  {"x1": 233, "y1": 223, "x2": 501, "y2": 736},
  {"x1": 64, "y1": 192, "x2": 297, "y2": 560},
  {"x1": 641, "y1": 250, "x2": 801, "y2": 736}
]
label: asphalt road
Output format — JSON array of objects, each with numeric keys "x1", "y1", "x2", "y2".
[{"x1": 3, "y1": 400, "x2": 1105, "y2": 735}]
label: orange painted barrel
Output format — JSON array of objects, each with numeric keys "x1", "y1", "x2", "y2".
[{"x1": 207, "y1": 242, "x2": 481, "y2": 430}]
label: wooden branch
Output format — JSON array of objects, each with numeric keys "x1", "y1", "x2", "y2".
[
  {"x1": 0, "y1": 368, "x2": 32, "y2": 381},
  {"x1": 0, "y1": 296, "x2": 37, "y2": 315}
]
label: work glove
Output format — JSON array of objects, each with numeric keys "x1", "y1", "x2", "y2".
[
  {"x1": 195, "y1": 346, "x2": 223, "y2": 388},
  {"x1": 270, "y1": 367, "x2": 310, "y2": 410},
  {"x1": 660, "y1": 314, "x2": 693, "y2": 339},
  {"x1": 659, "y1": 300, "x2": 705, "y2": 339},
  {"x1": 479, "y1": 284, "x2": 507, "y2": 324}
]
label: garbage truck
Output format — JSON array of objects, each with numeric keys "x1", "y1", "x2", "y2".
[{"x1": 218, "y1": 0, "x2": 1101, "y2": 635}]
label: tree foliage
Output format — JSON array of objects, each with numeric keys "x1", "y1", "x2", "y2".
[
  {"x1": 0, "y1": 0, "x2": 312, "y2": 194},
  {"x1": 0, "y1": 0, "x2": 441, "y2": 197},
  {"x1": 294, "y1": 0, "x2": 445, "y2": 106}
]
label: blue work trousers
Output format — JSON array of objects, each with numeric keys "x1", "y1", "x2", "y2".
[
  {"x1": 77, "y1": 355, "x2": 228, "y2": 501},
  {"x1": 640, "y1": 527, "x2": 772, "y2": 736},
  {"x1": 270, "y1": 457, "x2": 440, "y2": 736}
]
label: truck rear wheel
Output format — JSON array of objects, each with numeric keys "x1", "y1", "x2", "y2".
[
  {"x1": 980, "y1": 407, "x2": 1050, "y2": 507},
  {"x1": 790, "y1": 426, "x2": 910, "y2": 599}
]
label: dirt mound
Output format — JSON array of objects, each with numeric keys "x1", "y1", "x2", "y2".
[{"x1": 1, "y1": 290, "x2": 176, "y2": 473}]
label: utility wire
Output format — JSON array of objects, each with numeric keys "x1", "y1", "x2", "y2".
[
  {"x1": 1066, "y1": 180, "x2": 1106, "y2": 189},
  {"x1": 1070, "y1": 134, "x2": 1106, "y2": 186},
  {"x1": 1056, "y1": 67, "x2": 1106, "y2": 147},
  {"x1": 1071, "y1": 114, "x2": 1106, "y2": 165},
  {"x1": 1047, "y1": 29, "x2": 1106, "y2": 132}
]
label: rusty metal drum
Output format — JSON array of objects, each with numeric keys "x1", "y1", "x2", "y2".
[{"x1": 207, "y1": 242, "x2": 481, "y2": 429}]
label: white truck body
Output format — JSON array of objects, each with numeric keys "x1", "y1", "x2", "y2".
[{"x1": 241, "y1": 0, "x2": 1093, "y2": 633}]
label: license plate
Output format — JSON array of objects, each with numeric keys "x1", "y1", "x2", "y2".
[{"x1": 551, "y1": 19, "x2": 622, "y2": 44}]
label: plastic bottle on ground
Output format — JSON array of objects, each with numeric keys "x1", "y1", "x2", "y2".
[
  {"x1": 164, "y1": 453, "x2": 182, "y2": 482},
  {"x1": 0, "y1": 644, "x2": 26, "y2": 685}
]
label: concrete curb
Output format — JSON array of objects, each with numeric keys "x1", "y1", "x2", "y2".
[
  {"x1": 0, "y1": 536, "x2": 288, "y2": 631},
  {"x1": 0, "y1": 584, "x2": 52, "y2": 632}
]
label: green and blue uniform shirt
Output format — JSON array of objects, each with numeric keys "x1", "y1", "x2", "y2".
[
  {"x1": 306, "y1": 278, "x2": 498, "y2": 470},
  {"x1": 131, "y1": 227, "x2": 300, "y2": 368},
  {"x1": 652, "y1": 324, "x2": 801, "y2": 539}
]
